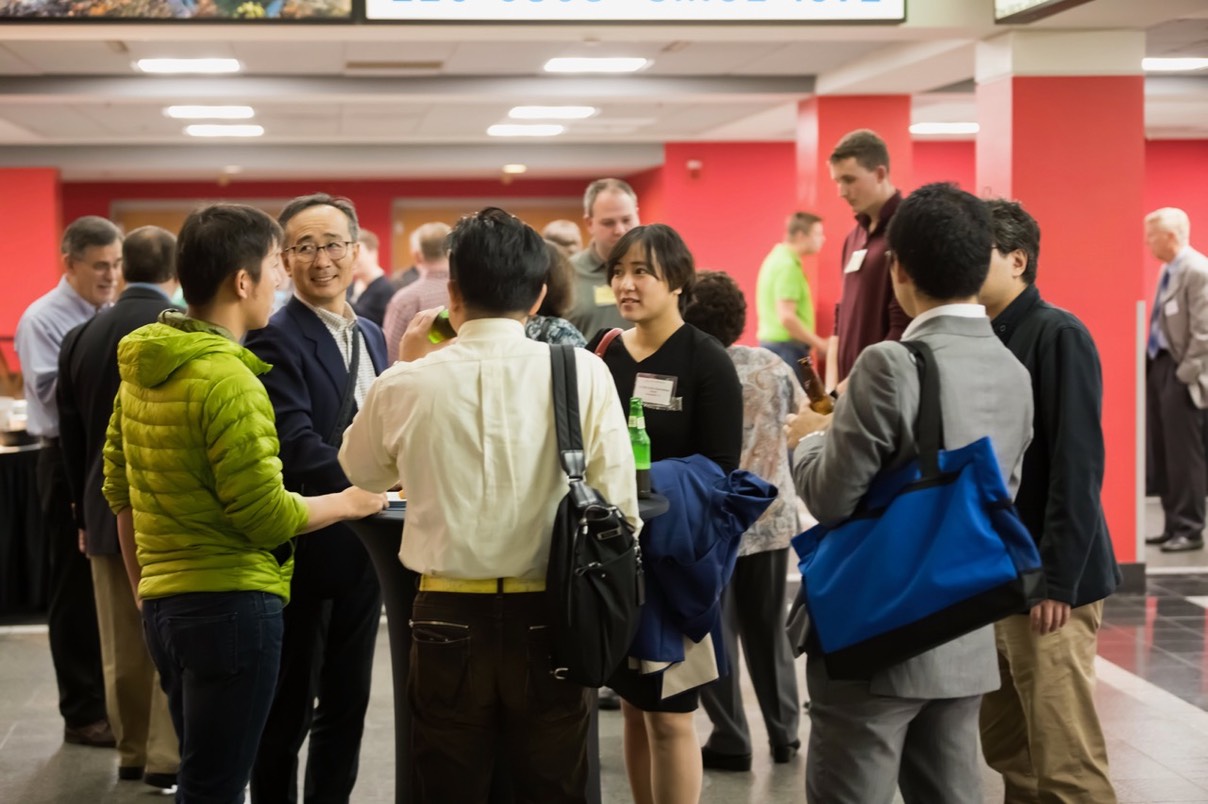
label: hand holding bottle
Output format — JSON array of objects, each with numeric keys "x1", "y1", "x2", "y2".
[{"x1": 399, "y1": 307, "x2": 456, "y2": 363}]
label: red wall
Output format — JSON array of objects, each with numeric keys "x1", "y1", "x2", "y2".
[
  {"x1": 627, "y1": 165, "x2": 666, "y2": 227},
  {"x1": 913, "y1": 141, "x2": 976, "y2": 193},
  {"x1": 980, "y1": 75, "x2": 1147, "y2": 565},
  {"x1": 1143, "y1": 140, "x2": 1208, "y2": 298},
  {"x1": 1, "y1": 169, "x2": 62, "y2": 370},
  {"x1": 62, "y1": 177, "x2": 592, "y2": 276},
  {"x1": 655, "y1": 142, "x2": 798, "y2": 346}
]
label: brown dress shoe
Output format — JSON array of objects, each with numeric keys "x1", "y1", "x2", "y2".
[{"x1": 63, "y1": 719, "x2": 116, "y2": 748}]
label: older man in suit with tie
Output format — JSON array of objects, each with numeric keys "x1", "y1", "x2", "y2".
[
  {"x1": 57, "y1": 226, "x2": 181, "y2": 789},
  {"x1": 1145, "y1": 208, "x2": 1208, "y2": 553},
  {"x1": 785, "y1": 183, "x2": 1033, "y2": 804},
  {"x1": 245, "y1": 193, "x2": 388, "y2": 804}
]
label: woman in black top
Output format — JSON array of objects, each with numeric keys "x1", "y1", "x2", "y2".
[{"x1": 586, "y1": 224, "x2": 742, "y2": 804}]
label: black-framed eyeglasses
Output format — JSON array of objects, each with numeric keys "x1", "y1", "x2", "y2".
[{"x1": 283, "y1": 241, "x2": 352, "y2": 263}]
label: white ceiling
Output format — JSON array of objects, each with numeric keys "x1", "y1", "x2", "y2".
[{"x1": 0, "y1": 0, "x2": 1205, "y2": 179}]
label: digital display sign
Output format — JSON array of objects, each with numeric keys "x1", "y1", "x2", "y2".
[
  {"x1": 0, "y1": 0, "x2": 352, "y2": 20},
  {"x1": 365, "y1": 0, "x2": 906, "y2": 23}
]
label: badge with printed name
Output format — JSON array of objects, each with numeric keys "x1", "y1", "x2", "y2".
[
  {"x1": 634, "y1": 373, "x2": 682, "y2": 411},
  {"x1": 1166, "y1": 299, "x2": 1180, "y2": 317},
  {"x1": 844, "y1": 249, "x2": 868, "y2": 274},
  {"x1": 594, "y1": 285, "x2": 616, "y2": 307}
]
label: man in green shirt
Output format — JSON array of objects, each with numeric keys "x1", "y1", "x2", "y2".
[{"x1": 756, "y1": 212, "x2": 827, "y2": 382}]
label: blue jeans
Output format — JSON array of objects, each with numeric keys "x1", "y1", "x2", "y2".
[
  {"x1": 142, "y1": 591, "x2": 284, "y2": 804},
  {"x1": 759, "y1": 340, "x2": 810, "y2": 385}
]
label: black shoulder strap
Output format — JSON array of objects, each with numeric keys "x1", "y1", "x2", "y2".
[
  {"x1": 900, "y1": 340, "x2": 944, "y2": 479},
  {"x1": 550, "y1": 344, "x2": 586, "y2": 480},
  {"x1": 326, "y1": 323, "x2": 362, "y2": 448}
]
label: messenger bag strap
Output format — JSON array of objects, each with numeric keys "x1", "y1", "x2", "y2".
[
  {"x1": 901, "y1": 340, "x2": 944, "y2": 479},
  {"x1": 550, "y1": 344, "x2": 586, "y2": 480},
  {"x1": 594, "y1": 327, "x2": 623, "y2": 358}
]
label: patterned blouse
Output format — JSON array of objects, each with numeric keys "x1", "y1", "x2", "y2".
[
  {"x1": 525, "y1": 315, "x2": 587, "y2": 348},
  {"x1": 728, "y1": 345, "x2": 806, "y2": 556}
]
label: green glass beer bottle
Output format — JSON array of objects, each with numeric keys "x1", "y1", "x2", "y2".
[{"x1": 629, "y1": 397, "x2": 652, "y2": 499}]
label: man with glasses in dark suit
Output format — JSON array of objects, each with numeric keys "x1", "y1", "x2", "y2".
[{"x1": 246, "y1": 193, "x2": 389, "y2": 804}]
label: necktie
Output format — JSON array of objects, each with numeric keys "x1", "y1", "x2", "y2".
[{"x1": 1148, "y1": 267, "x2": 1172, "y2": 359}]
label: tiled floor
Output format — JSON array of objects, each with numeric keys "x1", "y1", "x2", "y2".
[
  {"x1": 7, "y1": 592, "x2": 1208, "y2": 804},
  {"x1": 7, "y1": 495, "x2": 1208, "y2": 802}
]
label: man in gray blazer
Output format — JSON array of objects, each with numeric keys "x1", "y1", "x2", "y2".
[
  {"x1": 785, "y1": 183, "x2": 1033, "y2": 804},
  {"x1": 1144, "y1": 207, "x2": 1208, "y2": 553}
]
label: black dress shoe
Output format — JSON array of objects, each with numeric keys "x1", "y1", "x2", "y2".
[
  {"x1": 701, "y1": 746, "x2": 752, "y2": 772},
  {"x1": 1146, "y1": 532, "x2": 1174, "y2": 545},
  {"x1": 771, "y1": 739, "x2": 801, "y2": 764},
  {"x1": 63, "y1": 719, "x2": 116, "y2": 748},
  {"x1": 143, "y1": 772, "x2": 177, "y2": 789},
  {"x1": 1161, "y1": 534, "x2": 1205, "y2": 553},
  {"x1": 118, "y1": 765, "x2": 144, "y2": 781}
]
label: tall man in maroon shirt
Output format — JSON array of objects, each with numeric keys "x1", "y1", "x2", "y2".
[{"x1": 824, "y1": 129, "x2": 911, "y2": 390}]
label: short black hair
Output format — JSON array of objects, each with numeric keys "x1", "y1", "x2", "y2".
[
  {"x1": 447, "y1": 207, "x2": 548, "y2": 315},
  {"x1": 986, "y1": 199, "x2": 1040, "y2": 285},
  {"x1": 538, "y1": 240, "x2": 575, "y2": 318},
  {"x1": 682, "y1": 271, "x2": 746, "y2": 348},
  {"x1": 886, "y1": 183, "x2": 992, "y2": 301},
  {"x1": 278, "y1": 193, "x2": 359, "y2": 243},
  {"x1": 177, "y1": 204, "x2": 282, "y2": 307},
  {"x1": 122, "y1": 226, "x2": 176, "y2": 284},
  {"x1": 605, "y1": 224, "x2": 696, "y2": 313},
  {"x1": 61, "y1": 216, "x2": 122, "y2": 260},
  {"x1": 830, "y1": 129, "x2": 890, "y2": 173}
]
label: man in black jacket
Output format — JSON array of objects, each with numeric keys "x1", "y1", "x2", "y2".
[
  {"x1": 57, "y1": 226, "x2": 181, "y2": 789},
  {"x1": 977, "y1": 199, "x2": 1120, "y2": 803}
]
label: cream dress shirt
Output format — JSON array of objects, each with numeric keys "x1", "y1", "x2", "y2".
[{"x1": 339, "y1": 317, "x2": 641, "y2": 580}]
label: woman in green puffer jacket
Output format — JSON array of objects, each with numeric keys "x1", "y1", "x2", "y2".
[{"x1": 102, "y1": 204, "x2": 385, "y2": 804}]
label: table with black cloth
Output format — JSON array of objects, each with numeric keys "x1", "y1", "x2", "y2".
[
  {"x1": 347, "y1": 494, "x2": 670, "y2": 804},
  {"x1": 0, "y1": 443, "x2": 47, "y2": 616}
]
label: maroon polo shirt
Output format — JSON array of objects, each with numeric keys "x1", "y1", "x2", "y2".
[{"x1": 834, "y1": 190, "x2": 912, "y2": 381}]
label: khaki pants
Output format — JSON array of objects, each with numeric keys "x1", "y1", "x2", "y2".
[
  {"x1": 980, "y1": 600, "x2": 1116, "y2": 803},
  {"x1": 91, "y1": 554, "x2": 179, "y2": 774}
]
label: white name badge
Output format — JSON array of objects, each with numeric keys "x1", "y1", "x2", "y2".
[
  {"x1": 634, "y1": 373, "x2": 681, "y2": 411},
  {"x1": 1166, "y1": 299, "x2": 1180, "y2": 317},
  {"x1": 844, "y1": 249, "x2": 868, "y2": 274},
  {"x1": 594, "y1": 285, "x2": 616, "y2": 307}
]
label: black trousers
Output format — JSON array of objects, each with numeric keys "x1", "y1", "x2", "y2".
[
  {"x1": 409, "y1": 590, "x2": 591, "y2": 804},
  {"x1": 36, "y1": 441, "x2": 106, "y2": 727},
  {"x1": 250, "y1": 534, "x2": 382, "y2": 804},
  {"x1": 1148, "y1": 353, "x2": 1207, "y2": 540}
]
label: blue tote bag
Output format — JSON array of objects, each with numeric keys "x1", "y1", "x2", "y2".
[{"x1": 790, "y1": 341, "x2": 1045, "y2": 680}]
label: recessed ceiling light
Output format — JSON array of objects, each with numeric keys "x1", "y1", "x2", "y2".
[
  {"x1": 502, "y1": 164, "x2": 528, "y2": 175},
  {"x1": 1142, "y1": 57, "x2": 1208, "y2": 72},
  {"x1": 165, "y1": 105, "x2": 254, "y2": 120},
  {"x1": 543, "y1": 58, "x2": 648, "y2": 74},
  {"x1": 910, "y1": 122, "x2": 980, "y2": 135},
  {"x1": 185, "y1": 124, "x2": 264, "y2": 138},
  {"x1": 508, "y1": 106, "x2": 597, "y2": 120},
  {"x1": 487, "y1": 124, "x2": 565, "y2": 138},
  {"x1": 136, "y1": 58, "x2": 241, "y2": 74}
]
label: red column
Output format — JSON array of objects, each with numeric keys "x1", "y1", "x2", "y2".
[
  {"x1": 655, "y1": 142, "x2": 797, "y2": 345},
  {"x1": 977, "y1": 74, "x2": 1145, "y2": 567},
  {"x1": 795, "y1": 96, "x2": 913, "y2": 352},
  {"x1": 2, "y1": 168, "x2": 62, "y2": 371}
]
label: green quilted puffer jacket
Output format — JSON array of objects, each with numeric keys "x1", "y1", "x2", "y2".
[{"x1": 102, "y1": 310, "x2": 308, "y2": 603}]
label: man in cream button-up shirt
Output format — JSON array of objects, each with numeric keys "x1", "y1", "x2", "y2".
[{"x1": 340, "y1": 208, "x2": 639, "y2": 803}]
